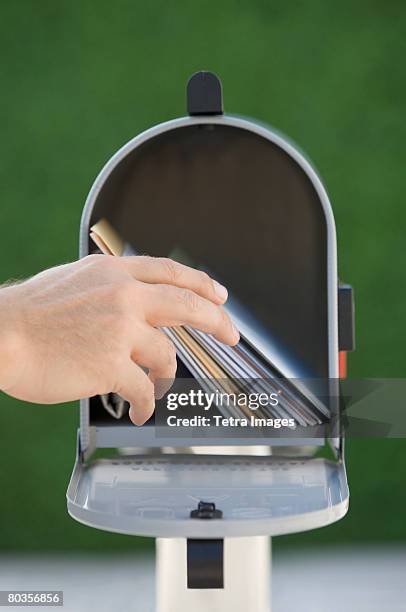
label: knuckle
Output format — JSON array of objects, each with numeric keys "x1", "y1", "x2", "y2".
[
  {"x1": 159, "y1": 257, "x2": 182, "y2": 283},
  {"x1": 136, "y1": 255, "x2": 153, "y2": 269},
  {"x1": 117, "y1": 315, "x2": 133, "y2": 338},
  {"x1": 98, "y1": 280, "x2": 132, "y2": 310},
  {"x1": 108, "y1": 315, "x2": 131, "y2": 344},
  {"x1": 115, "y1": 279, "x2": 137, "y2": 307},
  {"x1": 220, "y1": 307, "x2": 232, "y2": 331},
  {"x1": 151, "y1": 336, "x2": 177, "y2": 371},
  {"x1": 95, "y1": 283, "x2": 118, "y2": 305},
  {"x1": 162, "y1": 338, "x2": 177, "y2": 366},
  {"x1": 140, "y1": 376, "x2": 155, "y2": 401},
  {"x1": 99, "y1": 284, "x2": 137, "y2": 332},
  {"x1": 199, "y1": 270, "x2": 212, "y2": 293},
  {"x1": 81, "y1": 254, "x2": 121, "y2": 277},
  {"x1": 81, "y1": 253, "x2": 105, "y2": 267},
  {"x1": 181, "y1": 288, "x2": 200, "y2": 312}
]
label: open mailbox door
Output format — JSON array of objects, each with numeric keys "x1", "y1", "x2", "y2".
[
  {"x1": 67, "y1": 450, "x2": 348, "y2": 538},
  {"x1": 67, "y1": 72, "x2": 351, "y2": 541}
]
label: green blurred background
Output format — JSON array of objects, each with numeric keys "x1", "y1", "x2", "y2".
[{"x1": 0, "y1": 1, "x2": 405, "y2": 553}]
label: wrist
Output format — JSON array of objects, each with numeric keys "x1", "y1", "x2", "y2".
[{"x1": 0, "y1": 285, "x2": 26, "y2": 392}]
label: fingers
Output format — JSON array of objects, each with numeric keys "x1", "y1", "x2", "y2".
[
  {"x1": 114, "y1": 359, "x2": 155, "y2": 425},
  {"x1": 141, "y1": 284, "x2": 240, "y2": 345},
  {"x1": 131, "y1": 326, "x2": 177, "y2": 399},
  {"x1": 120, "y1": 256, "x2": 228, "y2": 305}
]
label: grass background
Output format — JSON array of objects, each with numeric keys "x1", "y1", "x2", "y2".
[{"x1": 0, "y1": 0, "x2": 405, "y2": 552}]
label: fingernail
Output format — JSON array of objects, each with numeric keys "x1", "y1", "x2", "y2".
[
  {"x1": 232, "y1": 323, "x2": 240, "y2": 342},
  {"x1": 213, "y1": 280, "x2": 228, "y2": 302}
]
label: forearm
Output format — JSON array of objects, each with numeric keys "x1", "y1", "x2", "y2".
[{"x1": 0, "y1": 284, "x2": 26, "y2": 392}]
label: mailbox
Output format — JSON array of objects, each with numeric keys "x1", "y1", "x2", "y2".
[{"x1": 67, "y1": 73, "x2": 354, "y2": 602}]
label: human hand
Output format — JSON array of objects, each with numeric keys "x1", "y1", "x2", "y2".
[{"x1": 0, "y1": 255, "x2": 239, "y2": 424}]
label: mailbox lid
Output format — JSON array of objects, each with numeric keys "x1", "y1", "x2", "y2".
[{"x1": 67, "y1": 453, "x2": 348, "y2": 538}]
